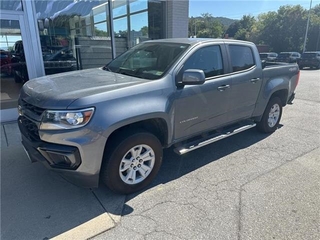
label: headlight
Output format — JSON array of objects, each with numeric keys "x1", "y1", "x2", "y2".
[{"x1": 40, "y1": 108, "x2": 94, "y2": 130}]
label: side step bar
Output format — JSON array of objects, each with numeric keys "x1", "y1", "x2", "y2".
[{"x1": 174, "y1": 122, "x2": 256, "y2": 155}]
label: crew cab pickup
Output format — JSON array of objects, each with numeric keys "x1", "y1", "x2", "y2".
[{"x1": 18, "y1": 39, "x2": 300, "y2": 194}]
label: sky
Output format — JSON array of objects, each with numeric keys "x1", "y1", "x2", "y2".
[{"x1": 189, "y1": 0, "x2": 320, "y2": 19}]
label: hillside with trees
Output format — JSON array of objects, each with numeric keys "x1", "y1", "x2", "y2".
[{"x1": 189, "y1": 4, "x2": 320, "y2": 52}]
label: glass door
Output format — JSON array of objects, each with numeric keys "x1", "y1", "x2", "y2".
[{"x1": 0, "y1": 18, "x2": 25, "y2": 109}]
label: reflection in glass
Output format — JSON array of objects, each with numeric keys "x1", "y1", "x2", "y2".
[
  {"x1": 129, "y1": 0, "x2": 147, "y2": 13},
  {"x1": 94, "y1": 22, "x2": 108, "y2": 37},
  {"x1": 9, "y1": 0, "x2": 165, "y2": 76},
  {"x1": 94, "y1": 12, "x2": 107, "y2": 23},
  {"x1": 0, "y1": 0, "x2": 22, "y2": 11},
  {"x1": 114, "y1": 17, "x2": 127, "y2": 38},
  {"x1": 130, "y1": 12, "x2": 148, "y2": 46},
  {"x1": 93, "y1": 2, "x2": 108, "y2": 23},
  {"x1": 113, "y1": 0, "x2": 127, "y2": 18},
  {"x1": 0, "y1": 19, "x2": 24, "y2": 109}
]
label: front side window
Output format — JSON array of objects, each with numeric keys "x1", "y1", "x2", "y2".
[
  {"x1": 183, "y1": 45, "x2": 224, "y2": 78},
  {"x1": 229, "y1": 45, "x2": 255, "y2": 72}
]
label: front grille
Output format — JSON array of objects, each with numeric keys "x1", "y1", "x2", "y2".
[
  {"x1": 18, "y1": 116, "x2": 40, "y2": 141},
  {"x1": 21, "y1": 100, "x2": 45, "y2": 116}
]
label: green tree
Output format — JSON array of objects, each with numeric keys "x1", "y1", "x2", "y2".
[
  {"x1": 225, "y1": 21, "x2": 241, "y2": 38},
  {"x1": 189, "y1": 13, "x2": 224, "y2": 38},
  {"x1": 306, "y1": 4, "x2": 320, "y2": 51},
  {"x1": 94, "y1": 27, "x2": 108, "y2": 37},
  {"x1": 140, "y1": 26, "x2": 148, "y2": 36},
  {"x1": 225, "y1": 15, "x2": 256, "y2": 41},
  {"x1": 256, "y1": 5, "x2": 307, "y2": 52}
]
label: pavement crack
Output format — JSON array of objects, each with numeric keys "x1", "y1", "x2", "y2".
[{"x1": 240, "y1": 146, "x2": 320, "y2": 190}]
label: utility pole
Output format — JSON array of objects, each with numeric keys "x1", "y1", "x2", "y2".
[{"x1": 303, "y1": 0, "x2": 312, "y2": 53}]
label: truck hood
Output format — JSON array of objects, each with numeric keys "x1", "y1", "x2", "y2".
[{"x1": 20, "y1": 68, "x2": 150, "y2": 108}]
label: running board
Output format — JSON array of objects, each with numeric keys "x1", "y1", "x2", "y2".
[{"x1": 174, "y1": 122, "x2": 256, "y2": 155}]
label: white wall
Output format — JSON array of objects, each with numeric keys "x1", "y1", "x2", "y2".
[{"x1": 166, "y1": 0, "x2": 189, "y2": 38}]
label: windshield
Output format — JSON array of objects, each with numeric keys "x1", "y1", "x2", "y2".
[
  {"x1": 105, "y1": 42, "x2": 189, "y2": 80},
  {"x1": 260, "y1": 54, "x2": 268, "y2": 58}
]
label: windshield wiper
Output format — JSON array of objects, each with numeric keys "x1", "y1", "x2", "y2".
[
  {"x1": 102, "y1": 65, "x2": 112, "y2": 72},
  {"x1": 119, "y1": 71, "x2": 143, "y2": 78}
]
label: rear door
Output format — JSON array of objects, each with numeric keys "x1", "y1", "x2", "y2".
[
  {"x1": 173, "y1": 44, "x2": 232, "y2": 140},
  {"x1": 227, "y1": 44, "x2": 263, "y2": 122}
]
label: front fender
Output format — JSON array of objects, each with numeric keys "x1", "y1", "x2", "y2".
[{"x1": 90, "y1": 92, "x2": 173, "y2": 144}]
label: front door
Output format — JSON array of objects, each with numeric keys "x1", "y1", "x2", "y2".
[{"x1": 173, "y1": 44, "x2": 232, "y2": 140}]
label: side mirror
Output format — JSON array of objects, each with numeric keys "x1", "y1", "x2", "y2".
[
  {"x1": 181, "y1": 69, "x2": 205, "y2": 85},
  {"x1": 261, "y1": 60, "x2": 267, "y2": 69}
]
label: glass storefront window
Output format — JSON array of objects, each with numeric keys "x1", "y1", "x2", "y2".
[
  {"x1": 129, "y1": 0, "x2": 147, "y2": 13},
  {"x1": 113, "y1": 0, "x2": 127, "y2": 18},
  {"x1": 0, "y1": 0, "x2": 22, "y2": 11},
  {"x1": 94, "y1": 22, "x2": 109, "y2": 36},
  {"x1": 0, "y1": 19, "x2": 24, "y2": 109},
  {"x1": 7, "y1": 0, "x2": 166, "y2": 83},
  {"x1": 0, "y1": 0, "x2": 168, "y2": 113},
  {"x1": 114, "y1": 17, "x2": 128, "y2": 38},
  {"x1": 93, "y1": 2, "x2": 107, "y2": 23},
  {"x1": 130, "y1": 11, "x2": 148, "y2": 46}
]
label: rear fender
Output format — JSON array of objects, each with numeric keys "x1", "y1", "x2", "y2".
[{"x1": 252, "y1": 77, "x2": 289, "y2": 120}]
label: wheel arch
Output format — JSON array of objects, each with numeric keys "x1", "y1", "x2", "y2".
[
  {"x1": 254, "y1": 88, "x2": 288, "y2": 122},
  {"x1": 269, "y1": 89, "x2": 288, "y2": 107},
  {"x1": 100, "y1": 118, "x2": 167, "y2": 193},
  {"x1": 101, "y1": 117, "x2": 169, "y2": 164}
]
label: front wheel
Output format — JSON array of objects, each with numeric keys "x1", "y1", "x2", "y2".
[
  {"x1": 101, "y1": 131, "x2": 163, "y2": 194},
  {"x1": 257, "y1": 97, "x2": 283, "y2": 133}
]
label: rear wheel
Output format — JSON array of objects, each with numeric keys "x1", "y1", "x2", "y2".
[
  {"x1": 257, "y1": 97, "x2": 283, "y2": 133},
  {"x1": 100, "y1": 131, "x2": 163, "y2": 194}
]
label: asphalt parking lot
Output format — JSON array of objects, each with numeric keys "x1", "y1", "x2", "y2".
[{"x1": 1, "y1": 69, "x2": 319, "y2": 240}]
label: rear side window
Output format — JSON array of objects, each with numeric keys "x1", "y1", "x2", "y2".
[
  {"x1": 183, "y1": 45, "x2": 224, "y2": 78},
  {"x1": 229, "y1": 45, "x2": 255, "y2": 72}
]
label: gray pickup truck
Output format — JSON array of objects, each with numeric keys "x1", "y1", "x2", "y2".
[{"x1": 18, "y1": 39, "x2": 300, "y2": 194}]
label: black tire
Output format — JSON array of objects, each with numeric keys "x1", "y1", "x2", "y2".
[
  {"x1": 257, "y1": 97, "x2": 283, "y2": 133},
  {"x1": 100, "y1": 131, "x2": 163, "y2": 194}
]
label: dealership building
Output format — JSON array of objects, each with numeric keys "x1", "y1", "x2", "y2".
[{"x1": 0, "y1": 0, "x2": 189, "y2": 121}]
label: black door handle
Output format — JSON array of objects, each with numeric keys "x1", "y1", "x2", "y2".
[{"x1": 250, "y1": 78, "x2": 261, "y2": 83}]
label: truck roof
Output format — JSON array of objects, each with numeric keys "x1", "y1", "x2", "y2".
[{"x1": 144, "y1": 38, "x2": 254, "y2": 46}]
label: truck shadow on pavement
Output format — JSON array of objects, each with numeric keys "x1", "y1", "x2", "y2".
[
  {"x1": 0, "y1": 142, "x2": 124, "y2": 240},
  {"x1": 0, "y1": 126, "x2": 275, "y2": 240},
  {"x1": 123, "y1": 127, "x2": 275, "y2": 208}
]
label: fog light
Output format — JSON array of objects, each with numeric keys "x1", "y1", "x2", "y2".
[{"x1": 38, "y1": 147, "x2": 81, "y2": 170}]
